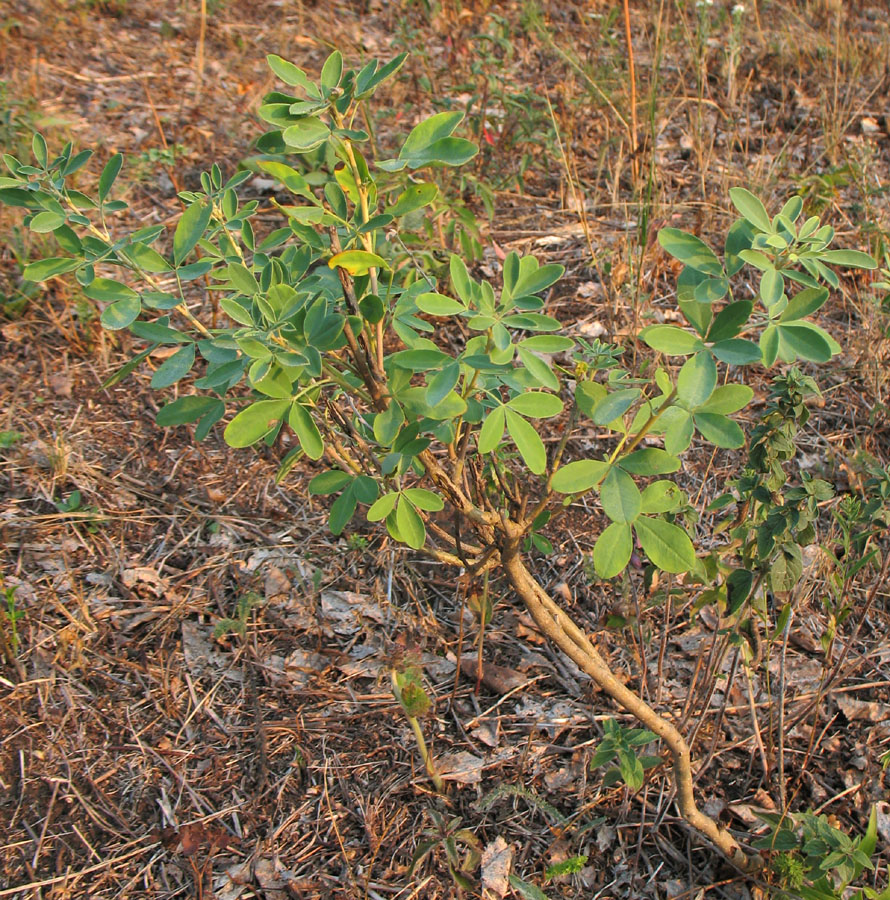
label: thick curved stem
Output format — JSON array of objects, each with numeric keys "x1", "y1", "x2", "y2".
[{"x1": 500, "y1": 550, "x2": 759, "y2": 873}]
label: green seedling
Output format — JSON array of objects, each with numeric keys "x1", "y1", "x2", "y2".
[
  {"x1": 214, "y1": 590, "x2": 262, "y2": 641},
  {"x1": 392, "y1": 664, "x2": 444, "y2": 794},
  {"x1": 757, "y1": 807, "x2": 886, "y2": 900},
  {"x1": 591, "y1": 718, "x2": 661, "y2": 792},
  {"x1": 409, "y1": 808, "x2": 481, "y2": 895},
  {"x1": 54, "y1": 489, "x2": 105, "y2": 532},
  {"x1": 0, "y1": 580, "x2": 25, "y2": 675},
  {"x1": 345, "y1": 532, "x2": 368, "y2": 551}
]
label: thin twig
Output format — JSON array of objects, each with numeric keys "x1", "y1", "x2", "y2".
[
  {"x1": 777, "y1": 606, "x2": 793, "y2": 807},
  {"x1": 622, "y1": 0, "x2": 640, "y2": 186},
  {"x1": 195, "y1": 0, "x2": 207, "y2": 100}
]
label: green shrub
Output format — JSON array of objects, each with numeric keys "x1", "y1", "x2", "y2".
[{"x1": 0, "y1": 49, "x2": 883, "y2": 880}]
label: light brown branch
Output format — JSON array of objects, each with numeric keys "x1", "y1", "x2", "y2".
[{"x1": 499, "y1": 548, "x2": 758, "y2": 873}]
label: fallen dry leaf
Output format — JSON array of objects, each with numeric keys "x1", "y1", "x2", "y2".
[
  {"x1": 264, "y1": 565, "x2": 291, "y2": 601},
  {"x1": 48, "y1": 372, "x2": 72, "y2": 396},
  {"x1": 481, "y1": 836, "x2": 513, "y2": 898},
  {"x1": 459, "y1": 658, "x2": 527, "y2": 694},
  {"x1": 1, "y1": 322, "x2": 25, "y2": 342},
  {"x1": 182, "y1": 620, "x2": 239, "y2": 680},
  {"x1": 321, "y1": 590, "x2": 385, "y2": 634},
  {"x1": 875, "y1": 801, "x2": 890, "y2": 844},
  {"x1": 470, "y1": 719, "x2": 500, "y2": 748},
  {"x1": 438, "y1": 751, "x2": 485, "y2": 784},
  {"x1": 121, "y1": 565, "x2": 165, "y2": 590},
  {"x1": 513, "y1": 697, "x2": 586, "y2": 739},
  {"x1": 837, "y1": 695, "x2": 890, "y2": 723}
]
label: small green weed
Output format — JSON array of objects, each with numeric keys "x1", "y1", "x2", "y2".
[
  {"x1": 590, "y1": 718, "x2": 661, "y2": 791},
  {"x1": 345, "y1": 532, "x2": 369, "y2": 551},
  {"x1": 409, "y1": 808, "x2": 481, "y2": 895},
  {"x1": 130, "y1": 143, "x2": 190, "y2": 183},
  {"x1": 54, "y1": 489, "x2": 105, "y2": 532},
  {"x1": 757, "y1": 808, "x2": 888, "y2": 900},
  {"x1": 1, "y1": 579, "x2": 26, "y2": 677},
  {"x1": 0, "y1": 430, "x2": 23, "y2": 449},
  {"x1": 214, "y1": 590, "x2": 262, "y2": 640},
  {"x1": 392, "y1": 663, "x2": 443, "y2": 793}
]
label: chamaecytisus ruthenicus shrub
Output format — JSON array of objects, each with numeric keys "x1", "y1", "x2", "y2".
[{"x1": 1, "y1": 50, "x2": 880, "y2": 875}]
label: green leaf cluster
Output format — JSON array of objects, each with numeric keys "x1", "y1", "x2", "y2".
[
  {"x1": 0, "y1": 49, "x2": 873, "y2": 586},
  {"x1": 649, "y1": 188, "x2": 874, "y2": 372},
  {"x1": 757, "y1": 808, "x2": 881, "y2": 900},
  {"x1": 591, "y1": 719, "x2": 661, "y2": 791}
]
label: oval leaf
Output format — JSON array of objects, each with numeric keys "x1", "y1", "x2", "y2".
[
  {"x1": 760, "y1": 325, "x2": 779, "y2": 368},
  {"x1": 507, "y1": 392, "x2": 564, "y2": 419},
  {"x1": 427, "y1": 362, "x2": 460, "y2": 408},
  {"x1": 150, "y1": 343, "x2": 195, "y2": 388},
  {"x1": 23, "y1": 257, "x2": 80, "y2": 281},
  {"x1": 416, "y1": 292, "x2": 465, "y2": 316},
  {"x1": 696, "y1": 384, "x2": 753, "y2": 414},
  {"x1": 28, "y1": 210, "x2": 65, "y2": 233},
  {"x1": 396, "y1": 497, "x2": 426, "y2": 549},
  {"x1": 639, "y1": 325, "x2": 702, "y2": 356},
  {"x1": 328, "y1": 250, "x2": 387, "y2": 276},
  {"x1": 707, "y1": 300, "x2": 753, "y2": 342},
  {"x1": 658, "y1": 228, "x2": 723, "y2": 276},
  {"x1": 513, "y1": 262, "x2": 565, "y2": 297},
  {"x1": 619, "y1": 448, "x2": 681, "y2": 476},
  {"x1": 266, "y1": 55, "x2": 316, "y2": 92},
  {"x1": 550, "y1": 459, "x2": 609, "y2": 494},
  {"x1": 729, "y1": 188, "x2": 773, "y2": 233},
  {"x1": 779, "y1": 286, "x2": 829, "y2": 322},
  {"x1": 664, "y1": 410, "x2": 694, "y2": 455},
  {"x1": 520, "y1": 335, "x2": 574, "y2": 353},
  {"x1": 390, "y1": 348, "x2": 451, "y2": 370},
  {"x1": 402, "y1": 488, "x2": 444, "y2": 511},
  {"x1": 100, "y1": 295, "x2": 141, "y2": 330},
  {"x1": 517, "y1": 346, "x2": 559, "y2": 391},
  {"x1": 640, "y1": 481, "x2": 686, "y2": 514},
  {"x1": 818, "y1": 249, "x2": 876, "y2": 269},
  {"x1": 224, "y1": 399, "x2": 290, "y2": 448},
  {"x1": 173, "y1": 199, "x2": 212, "y2": 266},
  {"x1": 309, "y1": 470, "x2": 353, "y2": 495},
  {"x1": 288, "y1": 402, "x2": 323, "y2": 459},
  {"x1": 98, "y1": 152, "x2": 123, "y2": 201},
  {"x1": 634, "y1": 516, "x2": 696, "y2": 573},
  {"x1": 777, "y1": 323, "x2": 833, "y2": 362},
  {"x1": 592, "y1": 388, "x2": 640, "y2": 426},
  {"x1": 710, "y1": 338, "x2": 762, "y2": 365},
  {"x1": 677, "y1": 351, "x2": 717, "y2": 408},
  {"x1": 600, "y1": 466, "x2": 642, "y2": 523},
  {"x1": 694, "y1": 412, "x2": 745, "y2": 448},
  {"x1": 282, "y1": 117, "x2": 330, "y2": 152},
  {"x1": 505, "y1": 408, "x2": 547, "y2": 475},
  {"x1": 329, "y1": 488, "x2": 358, "y2": 535},
  {"x1": 593, "y1": 522, "x2": 633, "y2": 579},
  {"x1": 84, "y1": 278, "x2": 139, "y2": 303},
  {"x1": 760, "y1": 267, "x2": 784, "y2": 306},
  {"x1": 367, "y1": 492, "x2": 399, "y2": 522},
  {"x1": 156, "y1": 395, "x2": 219, "y2": 427},
  {"x1": 386, "y1": 182, "x2": 438, "y2": 216},
  {"x1": 478, "y1": 406, "x2": 506, "y2": 454}
]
